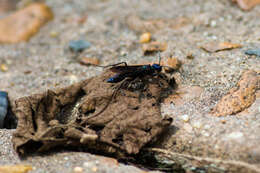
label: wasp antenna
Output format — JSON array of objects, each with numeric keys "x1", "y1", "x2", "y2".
[
  {"x1": 158, "y1": 52, "x2": 161, "y2": 65},
  {"x1": 89, "y1": 64, "x2": 106, "y2": 68},
  {"x1": 89, "y1": 62, "x2": 128, "y2": 68}
]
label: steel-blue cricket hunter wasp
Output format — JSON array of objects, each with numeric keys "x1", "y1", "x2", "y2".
[
  {"x1": 97, "y1": 53, "x2": 174, "y2": 83},
  {"x1": 85, "y1": 53, "x2": 176, "y2": 119}
]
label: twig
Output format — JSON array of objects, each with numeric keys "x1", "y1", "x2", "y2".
[{"x1": 145, "y1": 147, "x2": 260, "y2": 173}]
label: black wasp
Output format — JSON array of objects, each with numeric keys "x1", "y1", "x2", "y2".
[
  {"x1": 106, "y1": 62, "x2": 162, "y2": 83},
  {"x1": 85, "y1": 54, "x2": 174, "y2": 119},
  {"x1": 104, "y1": 54, "x2": 166, "y2": 84}
]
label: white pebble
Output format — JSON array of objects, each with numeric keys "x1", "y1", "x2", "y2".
[
  {"x1": 181, "y1": 114, "x2": 189, "y2": 122},
  {"x1": 192, "y1": 121, "x2": 202, "y2": 129},
  {"x1": 202, "y1": 130, "x2": 210, "y2": 137},
  {"x1": 211, "y1": 35, "x2": 217, "y2": 40},
  {"x1": 210, "y1": 20, "x2": 217, "y2": 27},
  {"x1": 74, "y1": 166, "x2": 83, "y2": 173},
  {"x1": 204, "y1": 124, "x2": 210, "y2": 129},
  {"x1": 83, "y1": 162, "x2": 90, "y2": 167},
  {"x1": 68, "y1": 75, "x2": 78, "y2": 84}
]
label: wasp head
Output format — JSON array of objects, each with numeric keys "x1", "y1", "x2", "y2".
[{"x1": 151, "y1": 64, "x2": 162, "y2": 72}]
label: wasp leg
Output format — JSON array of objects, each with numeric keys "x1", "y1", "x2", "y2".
[{"x1": 84, "y1": 78, "x2": 129, "y2": 120}]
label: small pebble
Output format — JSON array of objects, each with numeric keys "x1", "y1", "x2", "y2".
[
  {"x1": 245, "y1": 49, "x2": 260, "y2": 57},
  {"x1": 210, "y1": 20, "x2": 217, "y2": 27},
  {"x1": 69, "y1": 40, "x2": 91, "y2": 52},
  {"x1": 0, "y1": 64, "x2": 8, "y2": 72},
  {"x1": 204, "y1": 124, "x2": 210, "y2": 129},
  {"x1": 221, "y1": 119, "x2": 226, "y2": 124},
  {"x1": 77, "y1": 15, "x2": 87, "y2": 24},
  {"x1": 83, "y1": 162, "x2": 90, "y2": 167},
  {"x1": 74, "y1": 166, "x2": 83, "y2": 173},
  {"x1": 50, "y1": 31, "x2": 58, "y2": 38},
  {"x1": 186, "y1": 53, "x2": 194, "y2": 59},
  {"x1": 5, "y1": 59, "x2": 12, "y2": 65},
  {"x1": 181, "y1": 114, "x2": 189, "y2": 122},
  {"x1": 139, "y1": 32, "x2": 151, "y2": 43},
  {"x1": 192, "y1": 121, "x2": 202, "y2": 129},
  {"x1": 68, "y1": 75, "x2": 78, "y2": 84},
  {"x1": 202, "y1": 131, "x2": 210, "y2": 137},
  {"x1": 91, "y1": 166, "x2": 98, "y2": 172},
  {"x1": 120, "y1": 50, "x2": 127, "y2": 56}
]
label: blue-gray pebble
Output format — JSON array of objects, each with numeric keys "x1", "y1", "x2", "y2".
[
  {"x1": 0, "y1": 91, "x2": 8, "y2": 128},
  {"x1": 69, "y1": 40, "x2": 91, "y2": 52},
  {"x1": 245, "y1": 49, "x2": 260, "y2": 57}
]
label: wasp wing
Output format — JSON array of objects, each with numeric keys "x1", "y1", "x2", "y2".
[{"x1": 109, "y1": 65, "x2": 143, "y2": 73}]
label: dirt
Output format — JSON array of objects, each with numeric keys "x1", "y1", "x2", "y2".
[{"x1": 0, "y1": 0, "x2": 260, "y2": 172}]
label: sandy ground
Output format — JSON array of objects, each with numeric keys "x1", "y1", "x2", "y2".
[{"x1": 0, "y1": 0, "x2": 260, "y2": 172}]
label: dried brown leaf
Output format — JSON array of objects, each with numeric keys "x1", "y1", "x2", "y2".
[{"x1": 12, "y1": 71, "x2": 174, "y2": 158}]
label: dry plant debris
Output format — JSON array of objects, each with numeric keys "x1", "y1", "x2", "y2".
[
  {"x1": 201, "y1": 42, "x2": 242, "y2": 53},
  {"x1": 232, "y1": 0, "x2": 260, "y2": 10},
  {"x1": 165, "y1": 57, "x2": 182, "y2": 71},
  {"x1": 79, "y1": 57, "x2": 100, "y2": 66},
  {"x1": 145, "y1": 148, "x2": 260, "y2": 173},
  {"x1": 0, "y1": 164, "x2": 32, "y2": 173},
  {"x1": 213, "y1": 70, "x2": 259, "y2": 116},
  {"x1": 0, "y1": 3, "x2": 53, "y2": 43},
  {"x1": 12, "y1": 70, "x2": 174, "y2": 158},
  {"x1": 142, "y1": 41, "x2": 167, "y2": 55}
]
